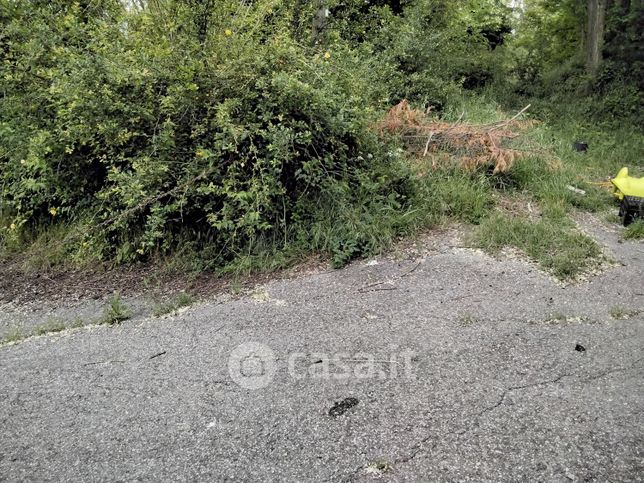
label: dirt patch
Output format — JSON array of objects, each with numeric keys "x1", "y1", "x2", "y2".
[
  {"x1": 0, "y1": 258, "x2": 151, "y2": 304},
  {"x1": 0, "y1": 253, "x2": 333, "y2": 305}
]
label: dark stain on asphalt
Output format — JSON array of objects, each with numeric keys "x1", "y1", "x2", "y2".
[
  {"x1": 329, "y1": 397, "x2": 359, "y2": 417},
  {"x1": 575, "y1": 343, "x2": 586, "y2": 353}
]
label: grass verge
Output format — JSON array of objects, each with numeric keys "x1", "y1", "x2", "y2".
[
  {"x1": 1, "y1": 317, "x2": 85, "y2": 346},
  {"x1": 152, "y1": 292, "x2": 195, "y2": 317},
  {"x1": 101, "y1": 294, "x2": 131, "y2": 325},
  {"x1": 471, "y1": 212, "x2": 603, "y2": 279},
  {"x1": 610, "y1": 306, "x2": 642, "y2": 320},
  {"x1": 624, "y1": 221, "x2": 644, "y2": 240}
]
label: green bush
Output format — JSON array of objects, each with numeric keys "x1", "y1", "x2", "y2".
[{"x1": 0, "y1": 0, "x2": 416, "y2": 266}]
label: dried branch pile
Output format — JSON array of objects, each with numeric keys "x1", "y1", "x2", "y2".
[{"x1": 377, "y1": 100, "x2": 536, "y2": 174}]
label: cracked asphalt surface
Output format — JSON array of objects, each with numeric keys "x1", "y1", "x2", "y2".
[{"x1": 1, "y1": 217, "x2": 643, "y2": 481}]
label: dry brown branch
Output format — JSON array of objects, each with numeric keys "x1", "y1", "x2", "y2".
[
  {"x1": 423, "y1": 131, "x2": 435, "y2": 157},
  {"x1": 376, "y1": 100, "x2": 537, "y2": 174}
]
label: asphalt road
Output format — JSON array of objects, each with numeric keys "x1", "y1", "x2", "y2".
[{"x1": 1, "y1": 217, "x2": 643, "y2": 481}]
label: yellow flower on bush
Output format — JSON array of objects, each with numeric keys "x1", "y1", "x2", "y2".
[
  {"x1": 324, "y1": 51, "x2": 331, "y2": 60},
  {"x1": 20, "y1": 159, "x2": 26, "y2": 165},
  {"x1": 225, "y1": 29, "x2": 233, "y2": 37},
  {"x1": 49, "y1": 207, "x2": 58, "y2": 216},
  {"x1": 9, "y1": 223, "x2": 16, "y2": 231}
]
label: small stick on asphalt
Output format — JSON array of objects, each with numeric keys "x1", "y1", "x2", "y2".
[
  {"x1": 357, "y1": 279, "x2": 389, "y2": 291},
  {"x1": 149, "y1": 351, "x2": 167, "y2": 360},
  {"x1": 365, "y1": 286, "x2": 398, "y2": 292},
  {"x1": 357, "y1": 261, "x2": 421, "y2": 292},
  {"x1": 83, "y1": 360, "x2": 125, "y2": 366},
  {"x1": 357, "y1": 282, "x2": 395, "y2": 293},
  {"x1": 315, "y1": 358, "x2": 403, "y2": 365},
  {"x1": 400, "y1": 261, "x2": 421, "y2": 278}
]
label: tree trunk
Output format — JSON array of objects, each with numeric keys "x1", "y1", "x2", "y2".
[
  {"x1": 311, "y1": 1, "x2": 329, "y2": 46},
  {"x1": 586, "y1": 0, "x2": 607, "y2": 75}
]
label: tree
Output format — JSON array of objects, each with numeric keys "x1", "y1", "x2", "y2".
[
  {"x1": 312, "y1": 0, "x2": 329, "y2": 46},
  {"x1": 586, "y1": 0, "x2": 606, "y2": 75}
]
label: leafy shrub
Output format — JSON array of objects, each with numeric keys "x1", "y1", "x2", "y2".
[
  {"x1": 0, "y1": 0, "x2": 415, "y2": 266},
  {"x1": 101, "y1": 294, "x2": 131, "y2": 325}
]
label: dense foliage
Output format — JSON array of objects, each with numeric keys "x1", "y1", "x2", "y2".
[
  {"x1": 507, "y1": 0, "x2": 643, "y2": 122},
  {"x1": 0, "y1": 0, "x2": 496, "y2": 265},
  {"x1": 1, "y1": 0, "x2": 641, "y2": 270}
]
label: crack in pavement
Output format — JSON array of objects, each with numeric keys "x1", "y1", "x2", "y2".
[
  {"x1": 341, "y1": 357, "x2": 644, "y2": 481},
  {"x1": 475, "y1": 373, "x2": 573, "y2": 418},
  {"x1": 579, "y1": 356, "x2": 644, "y2": 384}
]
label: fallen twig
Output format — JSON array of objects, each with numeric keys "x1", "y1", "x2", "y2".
[
  {"x1": 400, "y1": 262, "x2": 422, "y2": 278},
  {"x1": 357, "y1": 283, "x2": 396, "y2": 293},
  {"x1": 83, "y1": 360, "x2": 125, "y2": 366},
  {"x1": 490, "y1": 104, "x2": 531, "y2": 130},
  {"x1": 357, "y1": 261, "x2": 421, "y2": 293},
  {"x1": 423, "y1": 132, "x2": 435, "y2": 157},
  {"x1": 314, "y1": 358, "x2": 404, "y2": 365},
  {"x1": 365, "y1": 286, "x2": 398, "y2": 292}
]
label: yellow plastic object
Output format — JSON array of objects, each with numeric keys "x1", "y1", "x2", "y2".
[{"x1": 611, "y1": 167, "x2": 644, "y2": 200}]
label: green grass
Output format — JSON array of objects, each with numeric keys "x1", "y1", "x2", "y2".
[
  {"x1": 458, "y1": 313, "x2": 479, "y2": 326},
  {"x1": 30, "y1": 317, "x2": 85, "y2": 337},
  {"x1": 0, "y1": 216, "x2": 98, "y2": 272},
  {"x1": 424, "y1": 94, "x2": 640, "y2": 283},
  {"x1": 423, "y1": 170, "x2": 493, "y2": 224},
  {"x1": 454, "y1": 93, "x2": 643, "y2": 280},
  {"x1": 33, "y1": 318, "x2": 67, "y2": 336},
  {"x1": 101, "y1": 294, "x2": 131, "y2": 325},
  {"x1": 1, "y1": 316, "x2": 86, "y2": 346},
  {"x1": 624, "y1": 220, "x2": 644, "y2": 240},
  {"x1": 228, "y1": 280, "x2": 243, "y2": 295},
  {"x1": 472, "y1": 212, "x2": 602, "y2": 279},
  {"x1": 499, "y1": 129, "x2": 629, "y2": 215},
  {"x1": 610, "y1": 306, "x2": 641, "y2": 320},
  {"x1": 539, "y1": 313, "x2": 589, "y2": 324},
  {"x1": 1, "y1": 327, "x2": 25, "y2": 345},
  {"x1": 152, "y1": 292, "x2": 195, "y2": 317}
]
